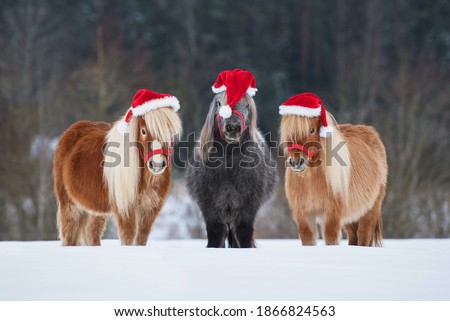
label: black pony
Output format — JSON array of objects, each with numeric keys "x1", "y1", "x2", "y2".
[{"x1": 185, "y1": 92, "x2": 277, "y2": 247}]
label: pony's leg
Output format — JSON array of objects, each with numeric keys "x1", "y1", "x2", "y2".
[
  {"x1": 234, "y1": 222, "x2": 255, "y2": 248},
  {"x1": 115, "y1": 211, "x2": 137, "y2": 246},
  {"x1": 357, "y1": 215, "x2": 374, "y2": 246},
  {"x1": 323, "y1": 213, "x2": 341, "y2": 245},
  {"x1": 357, "y1": 185, "x2": 385, "y2": 247},
  {"x1": 296, "y1": 215, "x2": 318, "y2": 246},
  {"x1": 233, "y1": 213, "x2": 256, "y2": 248},
  {"x1": 84, "y1": 215, "x2": 108, "y2": 246},
  {"x1": 135, "y1": 212, "x2": 158, "y2": 246},
  {"x1": 201, "y1": 207, "x2": 227, "y2": 248},
  {"x1": 55, "y1": 176, "x2": 83, "y2": 245},
  {"x1": 344, "y1": 222, "x2": 358, "y2": 245},
  {"x1": 205, "y1": 219, "x2": 227, "y2": 248},
  {"x1": 206, "y1": 221, "x2": 227, "y2": 248},
  {"x1": 58, "y1": 203, "x2": 82, "y2": 246},
  {"x1": 227, "y1": 226, "x2": 238, "y2": 248}
]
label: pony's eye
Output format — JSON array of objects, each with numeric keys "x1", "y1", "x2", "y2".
[
  {"x1": 310, "y1": 128, "x2": 315, "y2": 134},
  {"x1": 141, "y1": 128, "x2": 146, "y2": 135}
]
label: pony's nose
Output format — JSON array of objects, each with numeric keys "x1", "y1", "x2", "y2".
[
  {"x1": 225, "y1": 123, "x2": 241, "y2": 133},
  {"x1": 148, "y1": 158, "x2": 167, "y2": 174},
  {"x1": 149, "y1": 159, "x2": 167, "y2": 169},
  {"x1": 289, "y1": 157, "x2": 307, "y2": 167}
]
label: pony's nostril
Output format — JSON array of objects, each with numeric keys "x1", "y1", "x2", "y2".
[
  {"x1": 225, "y1": 124, "x2": 233, "y2": 133},
  {"x1": 299, "y1": 158, "x2": 305, "y2": 166},
  {"x1": 236, "y1": 125, "x2": 241, "y2": 132},
  {"x1": 149, "y1": 160, "x2": 153, "y2": 168},
  {"x1": 162, "y1": 160, "x2": 167, "y2": 168},
  {"x1": 288, "y1": 158, "x2": 294, "y2": 166}
]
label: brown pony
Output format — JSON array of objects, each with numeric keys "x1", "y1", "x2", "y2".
[
  {"x1": 280, "y1": 94, "x2": 387, "y2": 246},
  {"x1": 53, "y1": 103, "x2": 182, "y2": 246}
]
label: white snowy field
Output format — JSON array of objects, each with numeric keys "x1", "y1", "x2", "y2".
[{"x1": 0, "y1": 239, "x2": 449, "y2": 301}]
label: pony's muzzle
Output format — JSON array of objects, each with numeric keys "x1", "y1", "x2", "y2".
[
  {"x1": 147, "y1": 155, "x2": 167, "y2": 175},
  {"x1": 225, "y1": 123, "x2": 241, "y2": 134},
  {"x1": 287, "y1": 157, "x2": 308, "y2": 173},
  {"x1": 223, "y1": 121, "x2": 242, "y2": 143},
  {"x1": 218, "y1": 110, "x2": 247, "y2": 144}
]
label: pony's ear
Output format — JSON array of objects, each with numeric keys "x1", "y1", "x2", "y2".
[{"x1": 199, "y1": 97, "x2": 219, "y2": 160}]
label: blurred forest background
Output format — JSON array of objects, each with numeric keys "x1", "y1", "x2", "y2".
[{"x1": 0, "y1": 0, "x2": 449, "y2": 241}]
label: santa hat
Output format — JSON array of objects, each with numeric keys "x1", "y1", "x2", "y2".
[
  {"x1": 279, "y1": 92, "x2": 333, "y2": 137},
  {"x1": 117, "y1": 89, "x2": 180, "y2": 134},
  {"x1": 211, "y1": 69, "x2": 257, "y2": 118}
]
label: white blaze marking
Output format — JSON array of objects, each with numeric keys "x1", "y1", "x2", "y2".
[{"x1": 151, "y1": 140, "x2": 164, "y2": 164}]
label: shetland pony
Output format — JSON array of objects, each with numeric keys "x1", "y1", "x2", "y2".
[
  {"x1": 185, "y1": 93, "x2": 278, "y2": 248},
  {"x1": 280, "y1": 112, "x2": 387, "y2": 246},
  {"x1": 53, "y1": 108, "x2": 181, "y2": 245}
]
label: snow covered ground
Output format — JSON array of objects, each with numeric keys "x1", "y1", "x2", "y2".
[{"x1": 0, "y1": 239, "x2": 449, "y2": 301}]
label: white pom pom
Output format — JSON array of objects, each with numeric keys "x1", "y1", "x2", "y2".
[
  {"x1": 246, "y1": 87, "x2": 257, "y2": 97},
  {"x1": 319, "y1": 126, "x2": 333, "y2": 137},
  {"x1": 117, "y1": 121, "x2": 129, "y2": 134},
  {"x1": 219, "y1": 105, "x2": 232, "y2": 118}
]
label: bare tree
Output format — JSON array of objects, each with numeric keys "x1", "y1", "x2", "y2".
[
  {"x1": 379, "y1": 51, "x2": 450, "y2": 237},
  {"x1": 0, "y1": 1, "x2": 58, "y2": 240}
]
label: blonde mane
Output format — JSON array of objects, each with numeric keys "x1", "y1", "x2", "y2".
[
  {"x1": 321, "y1": 112, "x2": 351, "y2": 202},
  {"x1": 143, "y1": 107, "x2": 182, "y2": 146},
  {"x1": 103, "y1": 107, "x2": 182, "y2": 215},
  {"x1": 280, "y1": 111, "x2": 351, "y2": 201}
]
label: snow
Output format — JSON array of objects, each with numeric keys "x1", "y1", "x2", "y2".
[{"x1": 0, "y1": 239, "x2": 449, "y2": 301}]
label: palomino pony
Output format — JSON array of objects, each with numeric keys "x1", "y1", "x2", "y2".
[
  {"x1": 279, "y1": 93, "x2": 387, "y2": 246},
  {"x1": 53, "y1": 90, "x2": 182, "y2": 246}
]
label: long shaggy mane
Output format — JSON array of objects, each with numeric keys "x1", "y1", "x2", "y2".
[
  {"x1": 103, "y1": 107, "x2": 182, "y2": 215},
  {"x1": 199, "y1": 93, "x2": 257, "y2": 160},
  {"x1": 280, "y1": 111, "x2": 351, "y2": 201}
]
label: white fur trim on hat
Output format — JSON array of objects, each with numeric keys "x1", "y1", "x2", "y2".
[
  {"x1": 219, "y1": 105, "x2": 232, "y2": 118},
  {"x1": 132, "y1": 96, "x2": 180, "y2": 116},
  {"x1": 117, "y1": 121, "x2": 129, "y2": 134},
  {"x1": 212, "y1": 85, "x2": 226, "y2": 94},
  {"x1": 279, "y1": 105, "x2": 322, "y2": 117},
  {"x1": 319, "y1": 125, "x2": 333, "y2": 137},
  {"x1": 246, "y1": 87, "x2": 257, "y2": 97}
]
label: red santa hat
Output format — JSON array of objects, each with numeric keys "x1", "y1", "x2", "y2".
[
  {"x1": 211, "y1": 69, "x2": 257, "y2": 118},
  {"x1": 117, "y1": 89, "x2": 180, "y2": 134},
  {"x1": 279, "y1": 92, "x2": 332, "y2": 137}
]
